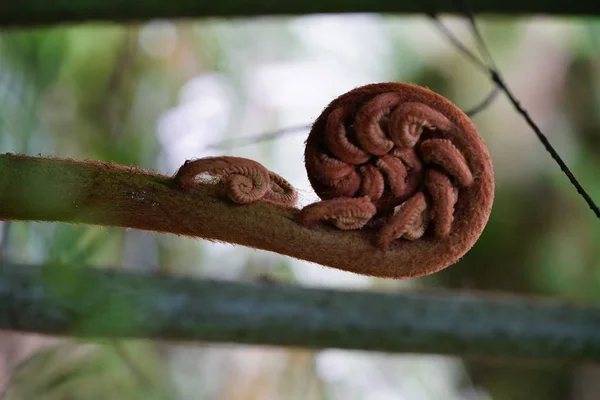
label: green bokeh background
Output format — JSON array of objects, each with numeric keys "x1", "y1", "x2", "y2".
[{"x1": 0, "y1": 15, "x2": 598, "y2": 400}]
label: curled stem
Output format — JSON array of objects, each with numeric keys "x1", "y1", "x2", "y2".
[
  {"x1": 0, "y1": 85, "x2": 493, "y2": 279},
  {"x1": 0, "y1": 150, "x2": 474, "y2": 279}
]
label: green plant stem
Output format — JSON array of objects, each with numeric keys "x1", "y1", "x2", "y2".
[
  {"x1": 0, "y1": 262, "x2": 599, "y2": 361},
  {"x1": 1, "y1": 0, "x2": 599, "y2": 28}
]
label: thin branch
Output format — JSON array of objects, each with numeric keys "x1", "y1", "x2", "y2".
[
  {"x1": 430, "y1": 15, "x2": 600, "y2": 219},
  {"x1": 1, "y1": 0, "x2": 600, "y2": 29},
  {"x1": 201, "y1": 87, "x2": 500, "y2": 152},
  {"x1": 464, "y1": 86, "x2": 501, "y2": 117},
  {"x1": 489, "y1": 71, "x2": 600, "y2": 218},
  {"x1": 0, "y1": 262, "x2": 599, "y2": 361},
  {"x1": 203, "y1": 124, "x2": 311, "y2": 151}
]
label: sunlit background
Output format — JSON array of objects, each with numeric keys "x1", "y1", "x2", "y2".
[{"x1": 0, "y1": 14, "x2": 599, "y2": 400}]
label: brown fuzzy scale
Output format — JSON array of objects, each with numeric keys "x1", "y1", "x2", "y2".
[
  {"x1": 353, "y1": 93, "x2": 399, "y2": 155},
  {"x1": 392, "y1": 147, "x2": 423, "y2": 173},
  {"x1": 264, "y1": 171, "x2": 298, "y2": 207},
  {"x1": 174, "y1": 156, "x2": 297, "y2": 207},
  {"x1": 359, "y1": 165, "x2": 385, "y2": 201},
  {"x1": 375, "y1": 154, "x2": 408, "y2": 197},
  {"x1": 424, "y1": 169, "x2": 458, "y2": 238},
  {"x1": 325, "y1": 106, "x2": 371, "y2": 165},
  {"x1": 299, "y1": 197, "x2": 377, "y2": 230},
  {"x1": 302, "y1": 82, "x2": 494, "y2": 278},
  {"x1": 420, "y1": 138, "x2": 473, "y2": 187},
  {"x1": 377, "y1": 192, "x2": 428, "y2": 248},
  {"x1": 388, "y1": 102, "x2": 453, "y2": 148}
]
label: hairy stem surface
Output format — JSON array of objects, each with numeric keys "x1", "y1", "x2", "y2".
[{"x1": 0, "y1": 153, "x2": 481, "y2": 278}]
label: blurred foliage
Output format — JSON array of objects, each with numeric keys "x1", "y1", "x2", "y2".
[
  {"x1": 0, "y1": 15, "x2": 599, "y2": 400},
  {"x1": 3, "y1": 342, "x2": 177, "y2": 400}
]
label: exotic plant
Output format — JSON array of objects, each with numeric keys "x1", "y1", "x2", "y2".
[
  {"x1": 0, "y1": 83, "x2": 494, "y2": 279},
  {"x1": 174, "y1": 82, "x2": 494, "y2": 278}
]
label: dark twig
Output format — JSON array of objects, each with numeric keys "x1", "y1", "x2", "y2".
[
  {"x1": 465, "y1": 86, "x2": 501, "y2": 117},
  {"x1": 431, "y1": 13, "x2": 600, "y2": 219},
  {"x1": 427, "y1": 13, "x2": 489, "y2": 73},
  {"x1": 3, "y1": 1, "x2": 600, "y2": 29},
  {"x1": 203, "y1": 124, "x2": 311, "y2": 151},
  {"x1": 202, "y1": 87, "x2": 500, "y2": 152}
]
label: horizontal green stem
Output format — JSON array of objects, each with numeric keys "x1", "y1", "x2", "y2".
[
  {"x1": 0, "y1": 262, "x2": 599, "y2": 361},
  {"x1": 1, "y1": 0, "x2": 599, "y2": 29}
]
